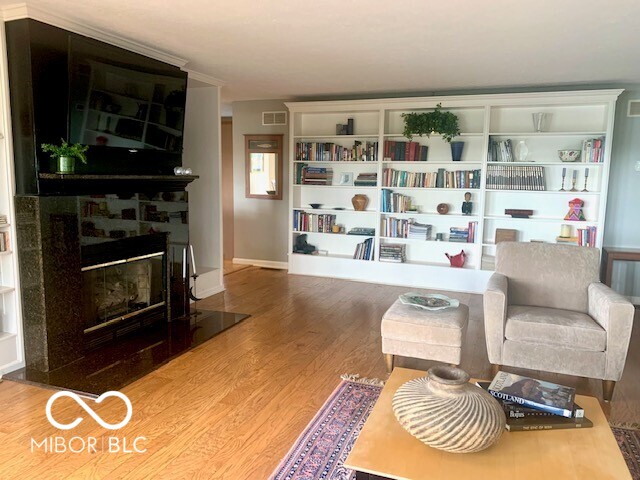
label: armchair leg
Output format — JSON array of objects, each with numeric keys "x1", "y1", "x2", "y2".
[
  {"x1": 490, "y1": 363, "x2": 501, "y2": 378},
  {"x1": 602, "y1": 380, "x2": 616, "y2": 402},
  {"x1": 384, "y1": 354, "x2": 394, "y2": 373}
]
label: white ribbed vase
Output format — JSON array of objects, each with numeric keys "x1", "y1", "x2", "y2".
[{"x1": 392, "y1": 366, "x2": 505, "y2": 453}]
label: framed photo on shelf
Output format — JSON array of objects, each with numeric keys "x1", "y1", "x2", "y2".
[{"x1": 339, "y1": 172, "x2": 354, "y2": 186}]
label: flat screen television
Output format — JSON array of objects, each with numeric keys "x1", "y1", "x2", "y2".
[{"x1": 69, "y1": 36, "x2": 188, "y2": 154}]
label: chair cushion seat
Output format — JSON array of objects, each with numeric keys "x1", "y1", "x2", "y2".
[
  {"x1": 381, "y1": 299, "x2": 469, "y2": 347},
  {"x1": 505, "y1": 305, "x2": 606, "y2": 352}
]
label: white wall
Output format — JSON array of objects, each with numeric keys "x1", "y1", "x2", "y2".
[
  {"x1": 232, "y1": 99, "x2": 288, "y2": 266},
  {"x1": 182, "y1": 81, "x2": 224, "y2": 297}
]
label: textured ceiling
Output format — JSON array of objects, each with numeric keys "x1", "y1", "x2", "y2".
[{"x1": 5, "y1": 0, "x2": 640, "y2": 113}]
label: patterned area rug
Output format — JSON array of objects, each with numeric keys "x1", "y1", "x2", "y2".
[{"x1": 270, "y1": 378, "x2": 640, "y2": 480}]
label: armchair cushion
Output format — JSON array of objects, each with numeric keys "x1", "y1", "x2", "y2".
[
  {"x1": 505, "y1": 305, "x2": 606, "y2": 352},
  {"x1": 496, "y1": 242, "x2": 600, "y2": 313}
]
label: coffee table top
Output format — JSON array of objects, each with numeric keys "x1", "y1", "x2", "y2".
[{"x1": 344, "y1": 367, "x2": 631, "y2": 480}]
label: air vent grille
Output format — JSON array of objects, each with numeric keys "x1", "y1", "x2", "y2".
[
  {"x1": 262, "y1": 111, "x2": 287, "y2": 126},
  {"x1": 628, "y1": 100, "x2": 640, "y2": 117}
]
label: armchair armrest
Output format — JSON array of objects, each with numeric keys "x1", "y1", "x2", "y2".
[
  {"x1": 588, "y1": 282, "x2": 635, "y2": 381},
  {"x1": 483, "y1": 272, "x2": 509, "y2": 364}
]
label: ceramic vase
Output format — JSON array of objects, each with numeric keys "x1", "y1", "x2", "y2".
[
  {"x1": 351, "y1": 194, "x2": 368, "y2": 211},
  {"x1": 392, "y1": 366, "x2": 505, "y2": 454},
  {"x1": 450, "y1": 141, "x2": 465, "y2": 161},
  {"x1": 57, "y1": 156, "x2": 75, "y2": 174}
]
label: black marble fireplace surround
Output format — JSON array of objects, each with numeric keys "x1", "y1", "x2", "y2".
[{"x1": 14, "y1": 194, "x2": 184, "y2": 372}]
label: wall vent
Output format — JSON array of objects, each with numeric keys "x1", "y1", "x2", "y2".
[
  {"x1": 628, "y1": 100, "x2": 640, "y2": 117},
  {"x1": 262, "y1": 111, "x2": 287, "y2": 126}
]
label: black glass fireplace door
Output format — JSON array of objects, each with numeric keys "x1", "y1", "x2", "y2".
[{"x1": 82, "y1": 252, "x2": 165, "y2": 332}]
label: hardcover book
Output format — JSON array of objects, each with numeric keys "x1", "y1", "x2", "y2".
[
  {"x1": 505, "y1": 414, "x2": 593, "y2": 432},
  {"x1": 488, "y1": 372, "x2": 576, "y2": 418}
]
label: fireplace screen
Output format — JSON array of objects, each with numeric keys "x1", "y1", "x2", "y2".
[{"x1": 82, "y1": 252, "x2": 165, "y2": 331}]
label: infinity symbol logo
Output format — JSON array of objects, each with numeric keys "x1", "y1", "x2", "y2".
[{"x1": 45, "y1": 391, "x2": 133, "y2": 431}]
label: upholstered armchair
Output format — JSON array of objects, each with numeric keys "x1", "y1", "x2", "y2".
[{"x1": 484, "y1": 242, "x2": 635, "y2": 401}]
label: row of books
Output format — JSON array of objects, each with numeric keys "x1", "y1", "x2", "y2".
[
  {"x1": 582, "y1": 137, "x2": 605, "y2": 163},
  {"x1": 354, "y1": 172, "x2": 377, "y2": 186},
  {"x1": 449, "y1": 222, "x2": 478, "y2": 243},
  {"x1": 381, "y1": 190, "x2": 414, "y2": 213},
  {"x1": 488, "y1": 138, "x2": 516, "y2": 162},
  {"x1": 383, "y1": 140, "x2": 428, "y2": 162},
  {"x1": 382, "y1": 168, "x2": 481, "y2": 189},
  {"x1": 381, "y1": 217, "x2": 410, "y2": 239},
  {"x1": 578, "y1": 226, "x2": 598, "y2": 247},
  {"x1": 379, "y1": 243, "x2": 406, "y2": 263},
  {"x1": 298, "y1": 166, "x2": 334, "y2": 185},
  {"x1": 0, "y1": 231, "x2": 9, "y2": 252},
  {"x1": 354, "y1": 238, "x2": 374, "y2": 261},
  {"x1": 292, "y1": 212, "x2": 336, "y2": 233},
  {"x1": 295, "y1": 141, "x2": 378, "y2": 162},
  {"x1": 485, "y1": 371, "x2": 592, "y2": 431},
  {"x1": 486, "y1": 165, "x2": 547, "y2": 190}
]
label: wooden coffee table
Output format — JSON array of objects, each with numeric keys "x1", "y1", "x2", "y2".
[{"x1": 344, "y1": 367, "x2": 631, "y2": 480}]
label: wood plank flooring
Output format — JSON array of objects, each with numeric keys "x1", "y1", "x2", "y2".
[{"x1": 0, "y1": 267, "x2": 638, "y2": 479}]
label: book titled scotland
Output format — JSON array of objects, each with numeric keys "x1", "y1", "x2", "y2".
[{"x1": 488, "y1": 372, "x2": 576, "y2": 418}]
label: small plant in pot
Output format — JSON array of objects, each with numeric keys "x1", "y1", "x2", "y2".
[{"x1": 41, "y1": 139, "x2": 89, "y2": 174}]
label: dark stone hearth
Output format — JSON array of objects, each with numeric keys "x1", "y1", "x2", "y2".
[{"x1": 4, "y1": 310, "x2": 249, "y2": 395}]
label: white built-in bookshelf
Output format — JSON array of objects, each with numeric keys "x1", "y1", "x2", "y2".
[
  {"x1": 286, "y1": 90, "x2": 622, "y2": 293},
  {"x1": 0, "y1": 21, "x2": 23, "y2": 373}
]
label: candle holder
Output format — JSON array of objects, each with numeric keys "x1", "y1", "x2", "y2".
[
  {"x1": 582, "y1": 168, "x2": 589, "y2": 192},
  {"x1": 570, "y1": 178, "x2": 578, "y2": 192},
  {"x1": 559, "y1": 170, "x2": 566, "y2": 191}
]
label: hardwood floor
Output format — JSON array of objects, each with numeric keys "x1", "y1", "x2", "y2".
[{"x1": 0, "y1": 267, "x2": 638, "y2": 479}]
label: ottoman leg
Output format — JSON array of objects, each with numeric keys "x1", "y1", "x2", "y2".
[
  {"x1": 384, "y1": 354, "x2": 394, "y2": 373},
  {"x1": 490, "y1": 363, "x2": 501, "y2": 377}
]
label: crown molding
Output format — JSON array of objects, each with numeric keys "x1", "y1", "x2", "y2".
[
  {"x1": 1, "y1": 2, "x2": 188, "y2": 67},
  {"x1": 184, "y1": 69, "x2": 226, "y2": 87}
]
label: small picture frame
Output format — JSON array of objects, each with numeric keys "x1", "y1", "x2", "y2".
[{"x1": 339, "y1": 172, "x2": 354, "y2": 186}]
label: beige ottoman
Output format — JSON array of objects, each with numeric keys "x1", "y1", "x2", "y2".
[{"x1": 381, "y1": 299, "x2": 469, "y2": 372}]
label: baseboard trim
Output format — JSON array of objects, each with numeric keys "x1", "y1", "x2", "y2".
[{"x1": 232, "y1": 258, "x2": 288, "y2": 270}]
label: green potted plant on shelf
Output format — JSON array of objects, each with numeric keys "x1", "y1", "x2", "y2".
[
  {"x1": 402, "y1": 103, "x2": 461, "y2": 142},
  {"x1": 41, "y1": 139, "x2": 89, "y2": 174}
]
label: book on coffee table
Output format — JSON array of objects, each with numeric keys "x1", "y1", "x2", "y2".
[{"x1": 488, "y1": 371, "x2": 576, "y2": 418}]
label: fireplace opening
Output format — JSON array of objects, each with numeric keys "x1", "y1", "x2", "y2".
[{"x1": 82, "y1": 252, "x2": 165, "y2": 332}]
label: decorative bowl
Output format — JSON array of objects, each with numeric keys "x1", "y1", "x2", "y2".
[
  {"x1": 558, "y1": 150, "x2": 581, "y2": 162},
  {"x1": 437, "y1": 203, "x2": 449, "y2": 215},
  {"x1": 309, "y1": 203, "x2": 322, "y2": 209}
]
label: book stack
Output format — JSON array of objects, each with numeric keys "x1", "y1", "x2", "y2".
[
  {"x1": 484, "y1": 372, "x2": 592, "y2": 431},
  {"x1": 449, "y1": 227, "x2": 469, "y2": 243},
  {"x1": 383, "y1": 168, "x2": 481, "y2": 189},
  {"x1": 0, "y1": 214, "x2": 7, "y2": 225},
  {"x1": 347, "y1": 227, "x2": 375, "y2": 236},
  {"x1": 353, "y1": 238, "x2": 374, "y2": 261},
  {"x1": 381, "y1": 189, "x2": 413, "y2": 213},
  {"x1": 292, "y1": 212, "x2": 336, "y2": 233},
  {"x1": 301, "y1": 166, "x2": 334, "y2": 185},
  {"x1": 581, "y1": 137, "x2": 605, "y2": 163},
  {"x1": 379, "y1": 243, "x2": 406, "y2": 263},
  {"x1": 407, "y1": 222, "x2": 432, "y2": 240},
  {"x1": 383, "y1": 140, "x2": 428, "y2": 161},
  {"x1": 295, "y1": 141, "x2": 378, "y2": 162},
  {"x1": 577, "y1": 226, "x2": 597, "y2": 247},
  {"x1": 0, "y1": 231, "x2": 9, "y2": 252},
  {"x1": 486, "y1": 165, "x2": 546, "y2": 190},
  {"x1": 381, "y1": 217, "x2": 410, "y2": 238},
  {"x1": 354, "y1": 172, "x2": 377, "y2": 186},
  {"x1": 488, "y1": 138, "x2": 515, "y2": 162}
]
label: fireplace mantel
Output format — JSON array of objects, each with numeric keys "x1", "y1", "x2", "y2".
[{"x1": 38, "y1": 174, "x2": 199, "y2": 195}]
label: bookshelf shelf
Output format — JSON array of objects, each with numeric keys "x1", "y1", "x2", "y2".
[
  {"x1": 0, "y1": 286, "x2": 15, "y2": 295},
  {"x1": 286, "y1": 89, "x2": 621, "y2": 293},
  {"x1": 294, "y1": 160, "x2": 379, "y2": 164}
]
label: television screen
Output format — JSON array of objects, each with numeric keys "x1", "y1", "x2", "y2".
[{"x1": 68, "y1": 36, "x2": 187, "y2": 153}]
